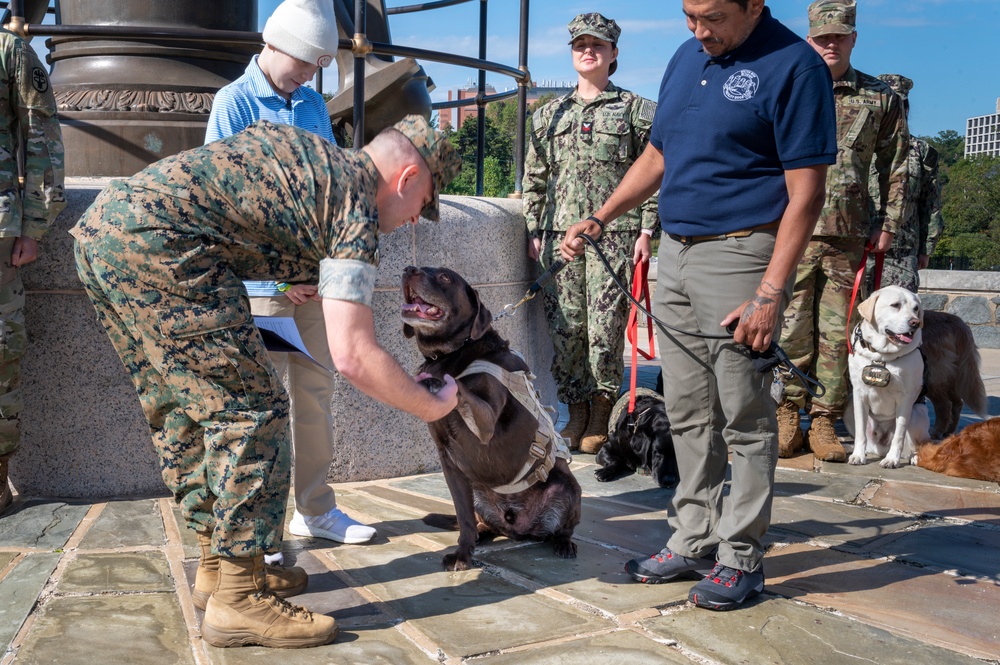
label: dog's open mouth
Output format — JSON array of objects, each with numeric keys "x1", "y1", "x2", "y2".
[
  {"x1": 885, "y1": 329, "x2": 915, "y2": 345},
  {"x1": 402, "y1": 286, "x2": 445, "y2": 321}
]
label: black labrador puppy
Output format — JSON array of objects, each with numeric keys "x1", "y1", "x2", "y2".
[
  {"x1": 595, "y1": 387, "x2": 679, "y2": 488},
  {"x1": 401, "y1": 266, "x2": 581, "y2": 571}
]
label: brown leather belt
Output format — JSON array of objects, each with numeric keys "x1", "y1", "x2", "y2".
[{"x1": 668, "y1": 219, "x2": 780, "y2": 245}]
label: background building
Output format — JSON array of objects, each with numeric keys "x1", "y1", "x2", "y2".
[
  {"x1": 965, "y1": 98, "x2": 1000, "y2": 158},
  {"x1": 438, "y1": 79, "x2": 575, "y2": 130}
]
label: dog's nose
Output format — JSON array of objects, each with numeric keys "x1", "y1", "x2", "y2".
[
  {"x1": 403, "y1": 266, "x2": 420, "y2": 277},
  {"x1": 909, "y1": 318, "x2": 920, "y2": 329}
]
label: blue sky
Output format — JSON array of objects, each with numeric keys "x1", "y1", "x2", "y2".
[{"x1": 258, "y1": 0, "x2": 1000, "y2": 138}]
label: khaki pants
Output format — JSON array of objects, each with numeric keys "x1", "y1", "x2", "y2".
[
  {"x1": 251, "y1": 296, "x2": 338, "y2": 518},
  {"x1": 655, "y1": 229, "x2": 783, "y2": 573}
]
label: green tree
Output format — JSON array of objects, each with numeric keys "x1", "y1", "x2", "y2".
[
  {"x1": 442, "y1": 94, "x2": 559, "y2": 197},
  {"x1": 936, "y1": 155, "x2": 1000, "y2": 269}
]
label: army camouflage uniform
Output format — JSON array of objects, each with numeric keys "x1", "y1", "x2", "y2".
[
  {"x1": 523, "y1": 84, "x2": 658, "y2": 404},
  {"x1": 0, "y1": 30, "x2": 65, "y2": 462},
  {"x1": 71, "y1": 121, "x2": 384, "y2": 557},
  {"x1": 780, "y1": 65, "x2": 908, "y2": 416},
  {"x1": 865, "y1": 75, "x2": 942, "y2": 293}
]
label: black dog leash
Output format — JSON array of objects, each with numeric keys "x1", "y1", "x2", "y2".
[{"x1": 518, "y1": 232, "x2": 825, "y2": 400}]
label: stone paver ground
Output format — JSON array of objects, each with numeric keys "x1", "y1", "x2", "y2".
[{"x1": 1, "y1": 350, "x2": 998, "y2": 664}]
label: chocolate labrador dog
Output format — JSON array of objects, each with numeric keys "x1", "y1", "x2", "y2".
[{"x1": 401, "y1": 266, "x2": 581, "y2": 571}]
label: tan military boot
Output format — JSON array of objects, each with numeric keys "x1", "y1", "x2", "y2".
[
  {"x1": 580, "y1": 394, "x2": 613, "y2": 454},
  {"x1": 0, "y1": 453, "x2": 12, "y2": 515},
  {"x1": 201, "y1": 555, "x2": 337, "y2": 648},
  {"x1": 560, "y1": 402, "x2": 590, "y2": 451},
  {"x1": 776, "y1": 401, "x2": 803, "y2": 458},
  {"x1": 192, "y1": 532, "x2": 308, "y2": 611},
  {"x1": 808, "y1": 414, "x2": 846, "y2": 462}
]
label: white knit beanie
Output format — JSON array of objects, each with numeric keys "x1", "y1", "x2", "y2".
[{"x1": 262, "y1": 0, "x2": 339, "y2": 68}]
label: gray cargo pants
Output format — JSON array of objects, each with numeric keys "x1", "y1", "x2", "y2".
[{"x1": 654, "y1": 227, "x2": 784, "y2": 573}]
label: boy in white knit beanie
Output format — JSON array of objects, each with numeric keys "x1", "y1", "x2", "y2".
[{"x1": 205, "y1": 0, "x2": 378, "y2": 579}]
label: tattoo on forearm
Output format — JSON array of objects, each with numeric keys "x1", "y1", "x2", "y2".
[{"x1": 758, "y1": 280, "x2": 782, "y2": 296}]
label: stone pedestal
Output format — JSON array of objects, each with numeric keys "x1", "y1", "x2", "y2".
[
  {"x1": 11, "y1": 179, "x2": 551, "y2": 499},
  {"x1": 48, "y1": 0, "x2": 259, "y2": 176}
]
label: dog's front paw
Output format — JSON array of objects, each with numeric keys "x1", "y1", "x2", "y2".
[
  {"x1": 879, "y1": 455, "x2": 902, "y2": 469},
  {"x1": 441, "y1": 552, "x2": 473, "y2": 571},
  {"x1": 553, "y1": 538, "x2": 577, "y2": 559},
  {"x1": 594, "y1": 466, "x2": 624, "y2": 482},
  {"x1": 848, "y1": 453, "x2": 867, "y2": 465}
]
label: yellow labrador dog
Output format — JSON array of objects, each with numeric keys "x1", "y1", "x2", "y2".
[{"x1": 846, "y1": 286, "x2": 931, "y2": 468}]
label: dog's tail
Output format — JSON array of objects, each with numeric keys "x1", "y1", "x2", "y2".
[
  {"x1": 957, "y1": 337, "x2": 989, "y2": 418},
  {"x1": 422, "y1": 513, "x2": 459, "y2": 531}
]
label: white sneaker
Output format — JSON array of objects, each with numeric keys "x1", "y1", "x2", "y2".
[
  {"x1": 287, "y1": 508, "x2": 377, "y2": 544},
  {"x1": 263, "y1": 551, "x2": 285, "y2": 566}
]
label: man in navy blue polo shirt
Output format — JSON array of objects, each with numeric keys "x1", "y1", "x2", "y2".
[{"x1": 560, "y1": 0, "x2": 836, "y2": 611}]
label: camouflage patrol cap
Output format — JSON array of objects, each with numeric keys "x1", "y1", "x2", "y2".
[
  {"x1": 808, "y1": 0, "x2": 856, "y2": 37},
  {"x1": 567, "y1": 13, "x2": 620, "y2": 45},
  {"x1": 877, "y1": 74, "x2": 914, "y2": 99},
  {"x1": 390, "y1": 114, "x2": 461, "y2": 222}
]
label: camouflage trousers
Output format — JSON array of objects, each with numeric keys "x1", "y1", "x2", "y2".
[
  {"x1": 0, "y1": 238, "x2": 25, "y2": 457},
  {"x1": 866, "y1": 250, "x2": 919, "y2": 294},
  {"x1": 74, "y1": 242, "x2": 291, "y2": 558},
  {"x1": 780, "y1": 237, "x2": 864, "y2": 416},
  {"x1": 539, "y1": 230, "x2": 633, "y2": 404}
]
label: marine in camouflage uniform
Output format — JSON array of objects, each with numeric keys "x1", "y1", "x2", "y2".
[
  {"x1": 0, "y1": 28, "x2": 65, "y2": 514},
  {"x1": 866, "y1": 74, "x2": 943, "y2": 293},
  {"x1": 523, "y1": 13, "x2": 658, "y2": 452},
  {"x1": 778, "y1": 0, "x2": 908, "y2": 461},
  {"x1": 72, "y1": 117, "x2": 460, "y2": 647},
  {"x1": 72, "y1": 117, "x2": 459, "y2": 554}
]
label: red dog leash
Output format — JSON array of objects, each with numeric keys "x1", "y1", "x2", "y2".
[
  {"x1": 846, "y1": 243, "x2": 884, "y2": 355},
  {"x1": 626, "y1": 259, "x2": 656, "y2": 414}
]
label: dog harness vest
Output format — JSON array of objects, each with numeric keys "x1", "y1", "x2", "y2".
[{"x1": 457, "y1": 359, "x2": 571, "y2": 494}]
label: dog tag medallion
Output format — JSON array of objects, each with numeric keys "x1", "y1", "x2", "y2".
[
  {"x1": 861, "y1": 361, "x2": 891, "y2": 387},
  {"x1": 769, "y1": 368, "x2": 786, "y2": 404}
]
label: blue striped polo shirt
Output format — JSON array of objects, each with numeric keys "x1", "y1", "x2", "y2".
[{"x1": 206, "y1": 55, "x2": 336, "y2": 297}]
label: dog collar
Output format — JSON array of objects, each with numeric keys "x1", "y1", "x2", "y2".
[{"x1": 851, "y1": 324, "x2": 877, "y2": 355}]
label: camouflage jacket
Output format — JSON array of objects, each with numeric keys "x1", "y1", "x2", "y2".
[
  {"x1": 814, "y1": 67, "x2": 907, "y2": 239},
  {"x1": 71, "y1": 122, "x2": 382, "y2": 305},
  {"x1": 0, "y1": 29, "x2": 65, "y2": 239},
  {"x1": 868, "y1": 136, "x2": 942, "y2": 257},
  {"x1": 523, "y1": 83, "x2": 658, "y2": 235}
]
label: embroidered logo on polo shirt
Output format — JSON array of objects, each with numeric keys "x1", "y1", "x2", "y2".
[{"x1": 723, "y1": 69, "x2": 759, "y2": 102}]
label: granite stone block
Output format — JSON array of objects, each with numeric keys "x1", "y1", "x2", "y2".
[
  {"x1": 16, "y1": 595, "x2": 194, "y2": 665},
  {"x1": 946, "y1": 295, "x2": 992, "y2": 324},
  {"x1": 58, "y1": 552, "x2": 174, "y2": 593},
  {"x1": 920, "y1": 292, "x2": 949, "y2": 311},
  {"x1": 0, "y1": 552, "x2": 60, "y2": 652},
  {"x1": 643, "y1": 595, "x2": 984, "y2": 665},
  {"x1": 78, "y1": 499, "x2": 166, "y2": 549}
]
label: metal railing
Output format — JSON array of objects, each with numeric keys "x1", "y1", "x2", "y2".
[{"x1": 1, "y1": 0, "x2": 531, "y2": 197}]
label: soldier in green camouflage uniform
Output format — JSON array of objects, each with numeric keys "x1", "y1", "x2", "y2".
[
  {"x1": 0, "y1": 28, "x2": 65, "y2": 516},
  {"x1": 523, "y1": 13, "x2": 658, "y2": 454},
  {"x1": 866, "y1": 74, "x2": 943, "y2": 293},
  {"x1": 777, "y1": 0, "x2": 908, "y2": 462},
  {"x1": 71, "y1": 117, "x2": 460, "y2": 648}
]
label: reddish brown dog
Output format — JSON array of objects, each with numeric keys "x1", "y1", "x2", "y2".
[
  {"x1": 917, "y1": 417, "x2": 1000, "y2": 483},
  {"x1": 401, "y1": 266, "x2": 581, "y2": 571}
]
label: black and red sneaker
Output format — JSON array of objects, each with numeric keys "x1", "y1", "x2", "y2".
[
  {"x1": 689, "y1": 563, "x2": 764, "y2": 610},
  {"x1": 624, "y1": 547, "x2": 715, "y2": 584}
]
